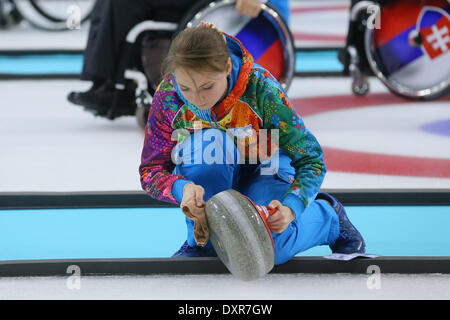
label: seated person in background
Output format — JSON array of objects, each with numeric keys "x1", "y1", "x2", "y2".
[{"x1": 67, "y1": 0, "x2": 290, "y2": 118}]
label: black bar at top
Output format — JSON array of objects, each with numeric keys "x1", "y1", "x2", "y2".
[{"x1": 1, "y1": 189, "x2": 449, "y2": 210}]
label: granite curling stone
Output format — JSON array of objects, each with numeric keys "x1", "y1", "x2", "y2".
[{"x1": 205, "y1": 189, "x2": 275, "y2": 281}]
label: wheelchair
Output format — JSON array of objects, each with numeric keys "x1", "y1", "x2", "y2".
[
  {"x1": 104, "y1": 0, "x2": 295, "y2": 128},
  {"x1": 341, "y1": 0, "x2": 450, "y2": 100},
  {"x1": 0, "y1": 0, "x2": 95, "y2": 31}
]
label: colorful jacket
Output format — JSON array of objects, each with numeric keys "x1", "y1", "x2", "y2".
[{"x1": 139, "y1": 33, "x2": 326, "y2": 215}]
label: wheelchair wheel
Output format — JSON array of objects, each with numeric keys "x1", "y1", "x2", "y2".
[
  {"x1": 14, "y1": 0, "x2": 95, "y2": 31},
  {"x1": 136, "y1": 29, "x2": 175, "y2": 128},
  {"x1": 141, "y1": 30, "x2": 175, "y2": 97},
  {"x1": 0, "y1": 0, "x2": 23, "y2": 29},
  {"x1": 29, "y1": 0, "x2": 94, "y2": 23},
  {"x1": 177, "y1": 0, "x2": 295, "y2": 91},
  {"x1": 364, "y1": 0, "x2": 450, "y2": 100}
]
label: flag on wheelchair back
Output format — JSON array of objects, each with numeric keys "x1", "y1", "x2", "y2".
[
  {"x1": 421, "y1": 7, "x2": 450, "y2": 59},
  {"x1": 233, "y1": 15, "x2": 284, "y2": 81},
  {"x1": 371, "y1": 0, "x2": 450, "y2": 91},
  {"x1": 186, "y1": 3, "x2": 286, "y2": 83}
]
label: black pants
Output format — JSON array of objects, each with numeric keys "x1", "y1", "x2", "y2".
[
  {"x1": 339, "y1": 0, "x2": 392, "y2": 75},
  {"x1": 81, "y1": 0, "x2": 197, "y2": 82}
]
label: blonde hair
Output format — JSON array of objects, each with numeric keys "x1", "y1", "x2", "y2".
[{"x1": 162, "y1": 22, "x2": 230, "y2": 77}]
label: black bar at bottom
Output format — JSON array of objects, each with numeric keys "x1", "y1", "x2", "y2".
[{"x1": 1, "y1": 256, "x2": 449, "y2": 277}]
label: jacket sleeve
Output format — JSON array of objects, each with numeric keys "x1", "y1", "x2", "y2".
[
  {"x1": 257, "y1": 72, "x2": 326, "y2": 216},
  {"x1": 138, "y1": 84, "x2": 187, "y2": 204}
]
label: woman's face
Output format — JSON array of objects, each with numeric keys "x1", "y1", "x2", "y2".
[{"x1": 174, "y1": 58, "x2": 232, "y2": 110}]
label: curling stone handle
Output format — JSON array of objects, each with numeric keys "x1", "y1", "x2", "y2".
[
  {"x1": 242, "y1": 194, "x2": 278, "y2": 218},
  {"x1": 267, "y1": 206, "x2": 278, "y2": 216}
]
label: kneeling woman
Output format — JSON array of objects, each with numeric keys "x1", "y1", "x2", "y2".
[{"x1": 139, "y1": 23, "x2": 365, "y2": 265}]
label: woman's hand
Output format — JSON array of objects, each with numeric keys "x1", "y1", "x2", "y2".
[
  {"x1": 235, "y1": 0, "x2": 263, "y2": 18},
  {"x1": 181, "y1": 183, "x2": 205, "y2": 209},
  {"x1": 267, "y1": 200, "x2": 295, "y2": 233},
  {"x1": 181, "y1": 183, "x2": 209, "y2": 246}
]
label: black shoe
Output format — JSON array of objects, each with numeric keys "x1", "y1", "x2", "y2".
[
  {"x1": 68, "y1": 82, "x2": 136, "y2": 118},
  {"x1": 67, "y1": 90, "x2": 112, "y2": 116},
  {"x1": 105, "y1": 90, "x2": 137, "y2": 119},
  {"x1": 316, "y1": 192, "x2": 366, "y2": 254}
]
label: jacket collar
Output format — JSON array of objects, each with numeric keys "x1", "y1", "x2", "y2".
[{"x1": 212, "y1": 33, "x2": 253, "y2": 121}]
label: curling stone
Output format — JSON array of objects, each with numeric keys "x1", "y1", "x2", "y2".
[{"x1": 205, "y1": 189, "x2": 276, "y2": 281}]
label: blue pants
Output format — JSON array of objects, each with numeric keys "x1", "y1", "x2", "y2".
[{"x1": 173, "y1": 129, "x2": 339, "y2": 265}]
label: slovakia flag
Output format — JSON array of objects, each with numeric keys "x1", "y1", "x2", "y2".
[
  {"x1": 421, "y1": 7, "x2": 450, "y2": 59},
  {"x1": 193, "y1": 5, "x2": 287, "y2": 81},
  {"x1": 373, "y1": 0, "x2": 450, "y2": 90}
]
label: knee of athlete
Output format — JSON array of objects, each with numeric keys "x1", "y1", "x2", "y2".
[
  {"x1": 172, "y1": 128, "x2": 239, "y2": 166},
  {"x1": 272, "y1": 224, "x2": 300, "y2": 265},
  {"x1": 274, "y1": 247, "x2": 294, "y2": 266},
  {"x1": 199, "y1": 128, "x2": 239, "y2": 165}
]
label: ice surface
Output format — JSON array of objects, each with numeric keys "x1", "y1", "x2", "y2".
[
  {"x1": 1, "y1": 273, "x2": 449, "y2": 300},
  {"x1": 1, "y1": 78, "x2": 449, "y2": 193}
]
